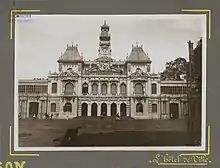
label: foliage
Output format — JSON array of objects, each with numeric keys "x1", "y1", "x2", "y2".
[
  {"x1": 191, "y1": 41, "x2": 202, "y2": 94},
  {"x1": 160, "y1": 57, "x2": 188, "y2": 81}
]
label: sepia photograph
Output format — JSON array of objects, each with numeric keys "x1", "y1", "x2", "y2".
[{"x1": 14, "y1": 15, "x2": 206, "y2": 151}]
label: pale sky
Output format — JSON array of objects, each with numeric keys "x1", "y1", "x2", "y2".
[{"x1": 15, "y1": 15, "x2": 205, "y2": 79}]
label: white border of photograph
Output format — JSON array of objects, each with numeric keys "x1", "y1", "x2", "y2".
[{"x1": 14, "y1": 14, "x2": 207, "y2": 151}]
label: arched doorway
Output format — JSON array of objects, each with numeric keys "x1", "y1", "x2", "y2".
[
  {"x1": 120, "y1": 103, "x2": 126, "y2": 116},
  {"x1": 63, "y1": 103, "x2": 72, "y2": 112},
  {"x1": 81, "y1": 103, "x2": 88, "y2": 116},
  {"x1": 136, "y1": 103, "x2": 143, "y2": 113},
  {"x1": 29, "y1": 102, "x2": 39, "y2": 118},
  {"x1": 111, "y1": 103, "x2": 117, "y2": 116},
  {"x1": 101, "y1": 103, "x2": 107, "y2": 116},
  {"x1": 170, "y1": 103, "x2": 179, "y2": 119},
  {"x1": 91, "y1": 103, "x2": 97, "y2": 116}
]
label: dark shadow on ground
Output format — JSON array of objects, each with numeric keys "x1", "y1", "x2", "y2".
[
  {"x1": 19, "y1": 117, "x2": 201, "y2": 147},
  {"x1": 55, "y1": 130, "x2": 201, "y2": 147}
]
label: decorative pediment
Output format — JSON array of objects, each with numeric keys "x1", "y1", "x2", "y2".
[
  {"x1": 130, "y1": 69, "x2": 149, "y2": 79},
  {"x1": 60, "y1": 69, "x2": 79, "y2": 79},
  {"x1": 84, "y1": 63, "x2": 122, "y2": 75}
]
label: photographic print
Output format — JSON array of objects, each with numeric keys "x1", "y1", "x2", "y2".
[{"x1": 15, "y1": 15, "x2": 206, "y2": 151}]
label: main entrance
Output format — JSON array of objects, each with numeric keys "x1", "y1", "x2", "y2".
[
  {"x1": 120, "y1": 103, "x2": 126, "y2": 116},
  {"x1": 111, "y1": 103, "x2": 117, "y2": 116},
  {"x1": 170, "y1": 103, "x2": 179, "y2": 119},
  {"x1": 63, "y1": 103, "x2": 72, "y2": 112},
  {"x1": 91, "y1": 103, "x2": 97, "y2": 116},
  {"x1": 29, "y1": 102, "x2": 39, "y2": 118},
  {"x1": 101, "y1": 103, "x2": 107, "y2": 116},
  {"x1": 81, "y1": 103, "x2": 88, "y2": 116}
]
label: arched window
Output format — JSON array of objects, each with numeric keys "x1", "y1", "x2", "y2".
[
  {"x1": 135, "y1": 83, "x2": 144, "y2": 95},
  {"x1": 101, "y1": 83, "x2": 107, "y2": 95},
  {"x1": 51, "y1": 103, "x2": 56, "y2": 112},
  {"x1": 64, "y1": 83, "x2": 74, "y2": 95},
  {"x1": 151, "y1": 83, "x2": 157, "y2": 94},
  {"x1": 120, "y1": 83, "x2": 127, "y2": 95},
  {"x1": 111, "y1": 83, "x2": 117, "y2": 95},
  {"x1": 82, "y1": 83, "x2": 88, "y2": 95},
  {"x1": 152, "y1": 104, "x2": 157, "y2": 113},
  {"x1": 92, "y1": 83, "x2": 98, "y2": 95},
  {"x1": 136, "y1": 103, "x2": 143, "y2": 113},
  {"x1": 52, "y1": 83, "x2": 57, "y2": 93}
]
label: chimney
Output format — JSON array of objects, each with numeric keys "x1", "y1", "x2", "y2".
[{"x1": 188, "y1": 40, "x2": 194, "y2": 59}]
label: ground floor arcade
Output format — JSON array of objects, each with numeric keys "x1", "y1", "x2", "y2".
[{"x1": 18, "y1": 96, "x2": 188, "y2": 119}]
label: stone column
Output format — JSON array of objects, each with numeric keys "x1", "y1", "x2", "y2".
[
  {"x1": 179, "y1": 102, "x2": 182, "y2": 119},
  {"x1": 117, "y1": 82, "x2": 120, "y2": 95},
  {"x1": 46, "y1": 100, "x2": 50, "y2": 115},
  {"x1": 107, "y1": 103, "x2": 111, "y2": 116},
  {"x1": 166, "y1": 102, "x2": 169, "y2": 119},
  {"x1": 143, "y1": 101, "x2": 147, "y2": 116},
  {"x1": 18, "y1": 100, "x2": 21, "y2": 114},
  {"x1": 22, "y1": 100, "x2": 25, "y2": 119},
  {"x1": 88, "y1": 103, "x2": 91, "y2": 116},
  {"x1": 77, "y1": 77, "x2": 81, "y2": 96},
  {"x1": 117, "y1": 103, "x2": 120, "y2": 115},
  {"x1": 98, "y1": 102, "x2": 101, "y2": 116},
  {"x1": 145, "y1": 82, "x2": 148, "y2": 95},
  {"x1": 57, "y1": 80, "x2": 60, "y2": 95},
  {"x1": 38, "y1": 101, "x2": 42, "y2": 119},
  {"x1": 157, "y1": 83, "x2": 161, "y2": 95},
  {"x1": 126, "y1": 102, "x2": 130, "y2": 117},
  {"x1": 130, "y1": 82, "x2": 134, "y2": 96},
  {"x1": 130, "y1": 100, "x2": 135, "y2": 117},
  {"x1": 88, "y1": 82, "x2": 91, "y2": 95},
  {"x1": 127, "y1": 80, "x2": 131, "y2": 96},
  {"x1": 26, "y1": 100, "x2": 29, "y2": 118},
  {"x1": 98, "y1": 82, "x2": 101, "y2": 95},
  {"x1": 39, "y1": 101, "x2": 43, "y2": 119},
  {"x1": 108, "y1": 82, "x2": 111, "y2": 95}
]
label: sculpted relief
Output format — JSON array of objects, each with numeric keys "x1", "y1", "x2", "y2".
[
  {"x1": 60, "y1": 68, "x2": 79, "y2": 79},
  {"x1": 130, "y1": 68, "x2": 149, "y2": 79},
  {"x1": 85, "y1": 61, "x2": 123, "y2": 75}
]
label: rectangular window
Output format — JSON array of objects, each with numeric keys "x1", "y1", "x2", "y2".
[
  {"x1": 160, "y1": 86, "x2": 187, "y2": 95},
  {"x1": 151, "y1": 84, "x2": 157, "y2": 94},
  {"x1": 52, "y1": 83, "x2": 57, "y2": 93},
  {"x1": 152, "y1": 104, "x2": 157, "y2": 113},
  {"x1": 18, "y1": 85, "x2": 25, "y2": 93}
]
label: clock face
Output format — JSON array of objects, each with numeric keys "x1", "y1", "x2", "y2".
[{"x1": 103, "y1": 49, "x2": 107, "y2": 52}]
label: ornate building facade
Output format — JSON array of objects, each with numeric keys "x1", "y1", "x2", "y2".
[{"x1": 18, "y1": 21, "x2": 188, "y2": 119}]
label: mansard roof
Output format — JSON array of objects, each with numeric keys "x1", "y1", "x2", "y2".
[
  {"x1": 57, "y1": 44, "x2": 83, "y2": 63},
  {"x1": 127, "y1": 44, "x2": 151, "y2": 63}
]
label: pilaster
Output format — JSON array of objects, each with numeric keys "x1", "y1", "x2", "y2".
[
  {"x1": 107, "y1": 103, "x2": 111, "y2": 116},
  {"x1": 88, "y1": 103, "x2": 91, "y2": 116},
  {"x1": 98, "y1": 102, "x2": 101, "y2": 116}
]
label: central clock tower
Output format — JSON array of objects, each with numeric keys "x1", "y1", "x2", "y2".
[{"x1": 98, "y1": 20, "x2": 112, "y2": 57}]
